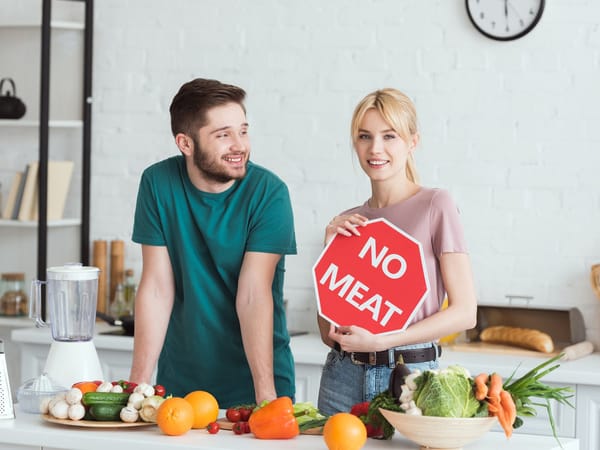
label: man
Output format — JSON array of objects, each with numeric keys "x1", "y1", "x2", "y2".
[{"x1": 129, "y1": 78, "x2": 297, "y2": 407}]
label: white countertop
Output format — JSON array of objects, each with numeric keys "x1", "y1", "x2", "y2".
[
  {"x1": 289, "y1": 334, "x2": 600, "y2": 386},
  {"x1": 11, "y1": 327, "x2": 600, "y2": 387},
  {"x1": 0, "y1": 406, "x2": 579, "y2": 450}
]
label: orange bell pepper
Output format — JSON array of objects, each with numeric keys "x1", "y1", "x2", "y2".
[{"x1": 248, "y1": 396, "x2": 300, "y2": 439}]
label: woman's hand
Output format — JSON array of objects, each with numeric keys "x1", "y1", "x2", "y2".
[
  {"x1": 328, "y1": 323, "x2": 383, "y2": 353},
  {"x1": 324, "y1": 213, "x2": 369, "y2": 245}
]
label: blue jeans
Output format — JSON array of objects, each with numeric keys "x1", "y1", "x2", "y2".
[{"x1": 317, "y1": 343, "x2": 440, "y2": 416}]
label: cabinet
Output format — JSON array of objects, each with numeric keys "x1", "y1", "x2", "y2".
[
  {"x1": 576, "y1": 385, "x2": 600, "y2": 450},
  {"x1": 294, "y1": 363, "x2": 323, "y2": 404},
  {"x1": 0, "y1": 0, "x2": 93, "y2": 289}
]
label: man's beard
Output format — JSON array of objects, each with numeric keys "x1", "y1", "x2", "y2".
[{"x1": 191, "y1": 135, "x2": 247, "y2": 183}]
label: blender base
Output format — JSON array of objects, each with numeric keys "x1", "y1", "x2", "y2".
[{"x1": 44, "y1": 341, "x2": 104, "y2": 388}]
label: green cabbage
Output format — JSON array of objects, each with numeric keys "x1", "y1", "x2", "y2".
[{"x1": 413, "y1": 365, "x2": 480, "y2": 418}]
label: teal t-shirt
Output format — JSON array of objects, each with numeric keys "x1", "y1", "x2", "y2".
[{"x1": 132, "y1": 156, "x2": 297, "y2": 407}]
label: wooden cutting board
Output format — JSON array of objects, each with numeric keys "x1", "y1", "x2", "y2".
[
  {"x1": 446, "y1": 341, "x2": 560, "y2": 358},
  {"x1": 216, "y1": 418, "x2": 323, "y2": 435}
]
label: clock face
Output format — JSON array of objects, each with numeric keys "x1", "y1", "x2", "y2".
[{"x1": 466, "y1": 0, "x2": 545, "y2": 41}]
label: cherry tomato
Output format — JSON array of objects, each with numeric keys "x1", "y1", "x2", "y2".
[
  {"x1": 207, "y1": 422, "x2": 220, "y2": 434},
  {"x1": 226, "y1": 408, "x2": 241, "y2": 423},
  {"x1": 153, "y1": 384, "x2": 166, "y2": 397},
  {"x1": 124, "y1": 382, "x2": 138, "y2": 393},
  {"x1": 238, "y1": 407, "x2": 252, "y2": 422},
  {"x1": 232, "y1": 421, "x2": 248, "y2": 435}
]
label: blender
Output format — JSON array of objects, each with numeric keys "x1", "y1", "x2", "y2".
[{"x1": 30, "y1": 263, "x2": 104, "y2": 388}]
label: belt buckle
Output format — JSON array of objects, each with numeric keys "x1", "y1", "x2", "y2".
[
  {"x1": 368, "y1": 352, "x2": 377, "y2": 365},
  {"x1": 349, "y1": 352, "x2": 378, "y2": 365},
  {"x1": 349, "y1": 353, "x2": 365, "y2": 365}
]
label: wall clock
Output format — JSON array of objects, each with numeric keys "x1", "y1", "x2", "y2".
[{"x1": 466, "y1": 0, "x2": 545, "y2": 41}]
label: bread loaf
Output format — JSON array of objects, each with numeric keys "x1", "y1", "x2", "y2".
[{"x1": 479, "y1": 326, "x2": 554, "y2": 353}]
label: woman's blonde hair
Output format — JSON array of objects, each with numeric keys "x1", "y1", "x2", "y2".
[{"x1": 350, "y1": 88, "x2": 419, "y2": 183}]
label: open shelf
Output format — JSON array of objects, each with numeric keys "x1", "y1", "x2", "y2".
[
  {"x1": 0, "y1": 20, "x2": 84, "y2": 30},
  {"x1": 0, "y1": 119, "x2": 83, "y2": 128},
  {"x1": 0, "y1": 218, "x2": 81, "y2": 228}
]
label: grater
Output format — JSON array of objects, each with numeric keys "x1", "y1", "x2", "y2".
[{"x1": 0, "y1": 340, "x2": 15, "y2": 419}]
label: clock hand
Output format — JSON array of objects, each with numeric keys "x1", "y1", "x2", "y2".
[
  {"x1": 507, "y1": 1, "x2": 525, "y2": 25},
  {"x1": 504, "y1": 0, "x2": 508, "y2": 18}
]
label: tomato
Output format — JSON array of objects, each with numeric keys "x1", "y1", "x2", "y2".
[
  {"x1": 124, "y1": 382, "x2": 138, "y2": 393},
  {"x1": 154, "y1": 384, "x2": 166, "y2": 397},
  {"x1": 207, "y1": 422, "x2": 220, "y2": 434},
  {"x1": 232, "y1": 421, "x2": 248, "y2": 435},
  {"x1": 238, "y1": 407, "x2": 252, "y2": 422},
  {"x1": 232, "y1": 422, "x2": 244, "y2": 434},
  {"x1": 226, "y1": 408, "x2": 241, "y2": 423}
]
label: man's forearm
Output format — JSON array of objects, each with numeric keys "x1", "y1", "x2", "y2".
[
  {"x1": 128, "y1": 260, "x2": 173, "y2": 384},
  {"x1": 237, "y1": 298, "x2": 276, "y2": 403},
  {"x1": 129, "y1": 322, "x2": 166, "y2": 384}
]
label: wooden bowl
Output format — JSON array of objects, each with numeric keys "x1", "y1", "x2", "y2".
[{"x1": 379, "y1": 409, "x2": 496, "y2": 450}]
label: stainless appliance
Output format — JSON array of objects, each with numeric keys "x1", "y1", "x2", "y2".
[{"x1": 0, "y1": 339, "x2": 15, "y2": 419}]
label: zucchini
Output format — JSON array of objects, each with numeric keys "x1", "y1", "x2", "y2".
[
  {"x1": 88, "y1": 403, "x2": 124, "y2": 421},
  {"x1": 82, "y1": 391, "x2": 130, "y2": 406}
]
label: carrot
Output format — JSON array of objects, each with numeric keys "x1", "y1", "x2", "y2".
[
  {"x1": 500, "y1": 389, "x2": 517, "y2": 428},
  {"x1": 488, "y1": 392, "x2": 512, "y2": 438},
  {"x1": 474, "y1": 373, "x2": 489, "y2": 401},
  {"x1": 487, "y1": 373, "x2": 503, "y2": 400},
  {"x1": 496, "y1": 402, "x2": 512, "y2": 438}
]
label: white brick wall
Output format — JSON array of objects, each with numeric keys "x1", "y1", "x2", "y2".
[
  {"x1": 1, "y1": 0, "x2": 598, "y2": 345},
  {"x1": 87, "y1": 0, "x2": 599, "y2": 343}
]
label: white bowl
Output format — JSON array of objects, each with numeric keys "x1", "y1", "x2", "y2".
[
  {"x1": 379, "y1": 409, "x2": 497, "y2": 450},
  {"x1": 17, "y1": 388, "x2": 67, "y2": 414}
]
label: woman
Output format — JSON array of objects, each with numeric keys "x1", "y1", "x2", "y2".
[{"x1": 317, "y1": 88, "x2": 477, "y2": 416}]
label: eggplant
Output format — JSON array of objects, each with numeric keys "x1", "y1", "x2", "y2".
[{"x1": 388, "y1": 356, "x2": 412, "y2": 400}]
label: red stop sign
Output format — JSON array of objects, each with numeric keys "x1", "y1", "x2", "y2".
[{"x1": 313, "y1": 218, "x2": 430, "y2": 335}]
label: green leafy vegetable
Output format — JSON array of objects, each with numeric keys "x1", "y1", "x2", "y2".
[
  {"x1": 413, "y1": 365, "x2": 480, "y2": 418},
  {"x1": 503, "y1": 353, "x2": 574, "y2": 444},
  {"x1": 367, "y1": 390, "x2": 403, "y2": 440}
]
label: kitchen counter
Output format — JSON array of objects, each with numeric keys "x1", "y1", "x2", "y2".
[
  {"x1": 15, "y1": 326, "x2": 599, "y2": 381},
  {"x1": 0, "y1": 406, "x2": 579, "y2": 450},
  {"x1": 290, "y1": 333, "x2": 600, "y2": 385},
  {"x1": 10, "y1": 327, "x2": 600, "y2": 449},
  {"x1": 10, "y1": 327, "x2": 600, "y2": 388}
]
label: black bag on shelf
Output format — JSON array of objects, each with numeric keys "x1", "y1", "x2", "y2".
[{"x1": 0, "y1": 78, "x2": 26, "y2": 119}]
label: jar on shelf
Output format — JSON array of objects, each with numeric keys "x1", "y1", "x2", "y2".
[{"x1": 0, "y1": 272, "x2": 28, "y2": 316}]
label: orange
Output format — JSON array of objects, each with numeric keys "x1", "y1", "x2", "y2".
[
  {"x1": 156, "y1": 397, "x2": 194, "y2": 436},
  {"x1": 323, "y1": 412, "x2": 367, "y2": 450},
  {"x1": 183, "y1": 390, "x2": 219, "y2": 429}
]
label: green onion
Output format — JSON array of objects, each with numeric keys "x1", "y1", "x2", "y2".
[{"x1": 503, "y1": 353, "x2": 574, "y2": 446}]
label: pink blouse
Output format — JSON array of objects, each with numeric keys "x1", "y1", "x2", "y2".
[{"x1": 342, "y1": 187, "x2": 468, "y2": 325}]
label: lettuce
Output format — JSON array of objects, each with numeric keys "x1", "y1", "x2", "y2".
[{"x1": 413, "y1": 365, "x2": 480, "y2": 418}]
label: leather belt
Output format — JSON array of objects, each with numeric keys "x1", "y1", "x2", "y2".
[{"x1": 343, "y1": 344, "x2": 441, "y2": 366}]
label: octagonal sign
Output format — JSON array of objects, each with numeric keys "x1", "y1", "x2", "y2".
[{"x1": 312, "y1": 218, "x2": 430, "y2": 335}]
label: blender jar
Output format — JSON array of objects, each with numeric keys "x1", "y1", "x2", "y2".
[{"x1": 30, "y1": 264, "x2": 100, "y2": 341}]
